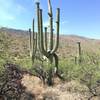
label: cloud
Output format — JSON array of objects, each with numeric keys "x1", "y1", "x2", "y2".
[
  {"x1": 61, "y1": 21, "x2": 69, "y2": 24},
  {"x1": 0, "y1": 11, "x2": 15, "y2": 21},
  {"x1": 16, "y1": 4, "x2": 27, "y2": 14},
  {"x1": 44, "y1": 20, "x2": 49, "y2": 27},
  {"x1": 0, "y1": 0, "x2": 26, "y2": 21}
]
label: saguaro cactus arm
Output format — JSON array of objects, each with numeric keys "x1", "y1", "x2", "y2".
[
  {"x1": 36, "y1": 2, "x2": 41, "y2": 51},
  {"x1": 32, "y1": 19, "x2": 35, "y2": 53},
  {"x1": 51, "y1": 8, "x2": 60, "y2": 53},
  {"x1": 48, "y1": 0, "x2": 53, "y2": 51},
  {"x1": 29, "y1": 28, "x2": 32, "y2": 57},
  {"x1": 48, "y1": 0, "x2": 52, "y2": 16},
  {"x1": 32, "y1": 19, "x2": 34, "y2": 43},
  {"x1": 44, "y1": 27, "x2": 48, "y2": 51},
  {"x1": 39, "y1": 9, "x2": 49, "y2": 58}
]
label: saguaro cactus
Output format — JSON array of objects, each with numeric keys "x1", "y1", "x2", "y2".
[
  {"x1": 29, "y1": 19, "x2": 37, "y2": 63},
  {"x1": 29, "y1": 19, "x2": 35, "y2": 57},
  {"x1": 38, "y1": 0, "x2": 60, "y2": 71},
  {"x1": 29, "y1": 28, "x2": 32, "y2": 57},
  {"x1": 37, "y1": 0, "x2": 60, "y2": 85},
  {"x1": 29, "y1": 0, "x2": 60, "y2": 85},
  {"x1": 77, "y1": 42, "x2": 82, "y2": 64}
]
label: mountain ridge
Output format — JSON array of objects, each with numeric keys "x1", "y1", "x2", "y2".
[{"x1": 0, "y1": 27, "x2": 100, "y2": 40}]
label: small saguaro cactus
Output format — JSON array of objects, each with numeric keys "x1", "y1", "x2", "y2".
[
  {"x1": 29, "y1": 19, "x2": 35, "y2": 57},
  {"x1": 29, "y1": 28, "x2": 32, "y2": 57},
  {"x1": 74, "y1": 56, "x2": 77, "y2": 64},
  {"x1": 77, "y1": 41, "x2": 82, "y2": 64},
  {"x1": 29, "y1": 19, "x2": 37, "y2": 63}
]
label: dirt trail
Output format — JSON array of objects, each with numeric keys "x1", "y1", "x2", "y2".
[{"x1": 21, "y1": 73, "x2": 90, "y2": 100}]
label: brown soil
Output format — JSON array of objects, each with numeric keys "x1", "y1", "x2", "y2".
[{"x1": 21, "y1": 73, "x2": 91, "y2": 100}]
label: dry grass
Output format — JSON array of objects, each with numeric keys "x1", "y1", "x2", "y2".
[{"x1": 21, "y1": 74, "x2": 91, "y2": 100}]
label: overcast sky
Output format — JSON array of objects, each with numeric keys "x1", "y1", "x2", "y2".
[{"x1": 0, "y1": 0, "x2": 100, "y2": 39}]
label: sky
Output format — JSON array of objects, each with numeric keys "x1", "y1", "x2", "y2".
[{"x1": 0, "y1": 0, "x2": 100, "y2": 39}]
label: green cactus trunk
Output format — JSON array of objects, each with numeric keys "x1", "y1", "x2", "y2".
[
  {"x1": 29, "y1": 0, "x2": 60, "y2": 86},
  {"x1": 36, "y1": 2, "x2": 40, "y2": 51},
  {"x1": 77, "y1": 42, "x2": 82, "y2": 64},
  {"x1": 29, "y1": 28, "x2": 32, "y2": 57},
  {"x1": 44, "y1": 27, "x2": 48, "y2": 51}
]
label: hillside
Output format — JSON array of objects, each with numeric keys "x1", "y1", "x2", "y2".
[
  {"x1": 0, "y1": 27, "x2": 30, "y2": 67},
  {"x1": 0, "y1": 27, "x2": 100, "y2": 60},
  {"x1": 1, "y1": 27, "x2": 100, "y2": 100},
  {"x1": 59, "y1": 34, "x2": 100, "y2": 58}
]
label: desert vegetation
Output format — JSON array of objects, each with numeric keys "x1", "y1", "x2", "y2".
[{"x1": 0, "y1": 0, "x2": 100, "y2": 100}]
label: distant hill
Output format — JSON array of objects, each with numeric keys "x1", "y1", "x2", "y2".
[
  {"x1": 0, "y1": 27, "x2": 29, "y2": 62},
  {"x1": 59, "y1": 34, "x2": 100, "y2": 58},
  {"x1": 0, "y1": 27, "x2": 28, "y2": 36},
  {"x1": 0, "y1": 27, "x2": 100, "y2": 60}
]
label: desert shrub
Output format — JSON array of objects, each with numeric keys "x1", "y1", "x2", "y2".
[
  {"x1": 78, "y1": 54, "x2": 100, "y2": 98},
  {"x1": 57, "y1": 53, "x2": 100, "y2": 99},
  {"x1": 59, "y1": 58, "x2": 81, "y2": 81},
  {"x1": 59, "y1": 53, "x2": 100, "y2": 92},
  {"x1": 14, "y1": 57, "x2": 32, "y2": 70}
]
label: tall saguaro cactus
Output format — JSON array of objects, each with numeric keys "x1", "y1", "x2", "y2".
[
  {"x1": 38, "y1": 0, "x2": 60, "y2": 71},
  {"x1": 29, "y1": 0, "x2": 60, "y2": 85}
]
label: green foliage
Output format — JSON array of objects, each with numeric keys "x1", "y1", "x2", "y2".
[
  {"x1": 79, "y1": 54, "x2": 100, "y2": 89},
  {"x1": 59, "y1": 52, "x2": 100, "y2": 95},
  {"x1": 14, "y1": 57, "x2": 32, "y2": 70},
  {"x1": 59, "y1": 59, "x2": 81, "y2": 81}
]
